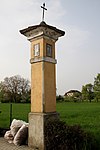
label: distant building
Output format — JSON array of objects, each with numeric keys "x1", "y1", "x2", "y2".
[{"x1": 64, "y1": 90, "x2": 82, "y2": 98}]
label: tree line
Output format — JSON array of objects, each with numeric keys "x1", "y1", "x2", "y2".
[
  {"x1": 82, "y1": 73, "x2": 100, "y2": 102},
  {"x1": 0, "y1": 73, "x2": 100, "y2": 103},
  {"x1": 57, "y1": 73, "x2": 100, "y2": 102},
  {"x1": 0, "y1": 75, "x2": 31, "y2": 103}
]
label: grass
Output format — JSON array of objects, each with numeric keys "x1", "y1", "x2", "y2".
[
  {"x1": 0, "y1": 103, "x2": 30, "y2": 128},
  {"x1": 0, "y1": 102, "x2": 100, "y2": 142},
  {"x1": 57, "y1": 102, "x2": 100, "y2": 144},
  {"x1": 0, "y1": 102, "x2": 100, "y2": 130},
  {"x1": 57, "y1": 102, "x2": 100, "y2": 131}
]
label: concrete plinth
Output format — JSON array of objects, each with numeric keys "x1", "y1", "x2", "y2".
[{"x1": 28, "y1": 112, "x2": 59, "y2": 150}]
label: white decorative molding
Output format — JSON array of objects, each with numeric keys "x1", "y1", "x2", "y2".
[
  {"x1": 26, "y1": 27, "x2": 61, "y2": 41},
  {"x1": 27, "y1": 30, "x2": 43, "y2": 40},
  {"x1": 30, "y1": 57, "x2": 57, "y2": 64}
]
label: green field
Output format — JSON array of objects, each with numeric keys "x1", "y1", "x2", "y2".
[
  {"x1": 0, "y1": 103, "x2": 30, "y2": 128},
  {"x1": 57, "y1": 102, "x2": 100, "y2": 137},
  {"x1": 0, "y1": 102, "x2": 100, "y2": 141}
]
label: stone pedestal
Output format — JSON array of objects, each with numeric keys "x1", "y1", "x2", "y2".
[{"x1": 28, "y1": 112, "x2": 59, "y2": 150}]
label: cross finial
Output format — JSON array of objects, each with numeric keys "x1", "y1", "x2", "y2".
[{"x1": 41, "y1": 3, "x2": 47, "y2": 22}]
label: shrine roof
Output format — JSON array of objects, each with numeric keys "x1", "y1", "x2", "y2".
[{"x1": 20, "y1": 21, "x2": 65, "y2": 36}]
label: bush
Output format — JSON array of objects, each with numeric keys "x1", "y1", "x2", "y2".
[
  {"x1": 1, "y1": 99, "x2": 10, "y2": 103},
  {"x1": 56, "y1": 95, "x2": 64, "y2": 102},
  {"x1": 45, "y1": 120, "x2": 98, "y2": 150},
  {"x1": 64, "y1": 96, "x2": 81, "y2": 102}
]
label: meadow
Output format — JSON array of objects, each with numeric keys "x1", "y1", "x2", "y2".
[{"x1": 0, "y1": 102, "x2": 100, "y2": 142}]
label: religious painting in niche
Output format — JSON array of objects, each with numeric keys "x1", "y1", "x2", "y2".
[
  {"x1": 34, "y1": 43, "x2": 40, "y2": 57},
  {"x1": 46, "y1": 43, "x2": 52, "y2": 57}
]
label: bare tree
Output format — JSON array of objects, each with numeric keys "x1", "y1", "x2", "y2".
[{"x1": 0, "y1": 75, "x2": 30, "y2": 103}]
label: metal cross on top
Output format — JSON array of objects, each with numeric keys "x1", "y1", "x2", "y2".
[{"x1": 41, "y1": 3, "x2": 47, "y2": 22}]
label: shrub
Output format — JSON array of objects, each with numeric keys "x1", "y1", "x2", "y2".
[
  {"x1": 1, "y1": 99, "x2": 10, "y2": 103},
  {"x1": 45, "y1": 120, "x2": 98, "y2": 150},
  {"x1": 56, "y1": 95, "x2": 64, "y2": 102},
  {"x1": 64, "y1": 96, "x2": 81, "y2": 102}
]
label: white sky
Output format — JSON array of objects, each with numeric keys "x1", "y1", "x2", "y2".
[{"x1": 0, "y1": 0, "x2": 100, "y2": 95}]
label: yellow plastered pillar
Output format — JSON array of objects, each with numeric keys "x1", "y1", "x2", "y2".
[{"x1": 30, "y1": 37, "x2": 56, "y2": 113}]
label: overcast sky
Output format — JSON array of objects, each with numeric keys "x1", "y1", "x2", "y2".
[{"x1": 0, "y1": 0, "x2": 100, "y2": 95}]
